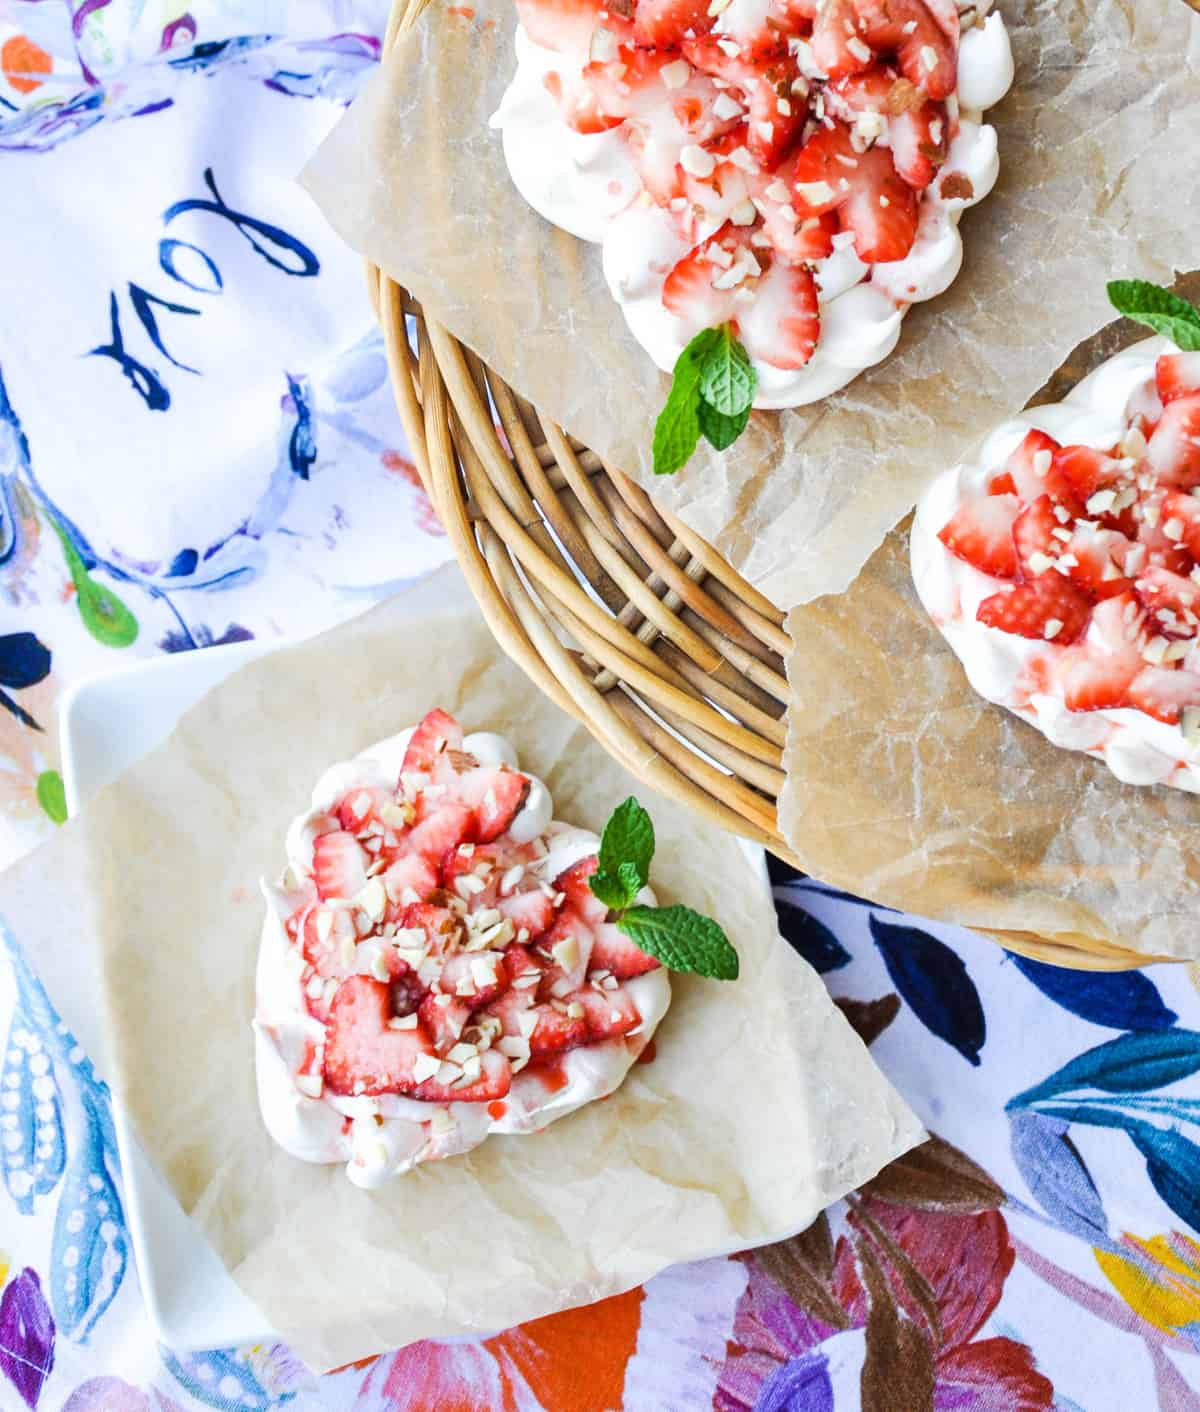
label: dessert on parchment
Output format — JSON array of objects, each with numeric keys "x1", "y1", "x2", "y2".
[
  {"x1": 255, "y1": 708, "x2": 736, "y2": 1185},
  {"x1": 913, "y1": 282, "x2": 1200, "y2": 793},
  {"x1": 492, "y1": 0, "x2": 1014, "y2": 426}
]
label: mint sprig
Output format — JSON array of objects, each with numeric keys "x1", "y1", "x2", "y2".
[
  {"x1": 587, "y1": 795, "x2": 740, "y2": 980},
  {"x1": 1107, "y1": 280, "x2": 1200, "y2": 352},
  {"x1": 653, "y1": 324, "x2": 757, "y2": 475}
]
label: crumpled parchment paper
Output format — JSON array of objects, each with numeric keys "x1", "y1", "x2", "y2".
[
  {"x1": 302, "y1": 0, "x2": 1200, "y2": 608},
  {"x1": 0, "y1": 566, "x2": 921, "y2": 1370}
]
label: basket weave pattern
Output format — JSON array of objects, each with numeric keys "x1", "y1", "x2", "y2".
[{"x1": 368, "y1": 0, "x2": 1167, "y2": 971}]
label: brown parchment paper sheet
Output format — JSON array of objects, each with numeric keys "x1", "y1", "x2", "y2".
[
  {"x1": 0, "y1": 566, "x2": 921, "y2": 1370},
  {"x1": 301, "y1": 0, "x2": 1200, "y2": 608},
  {"x1": 779, "y1": 280, "x2": 1200, "y2": 963}
]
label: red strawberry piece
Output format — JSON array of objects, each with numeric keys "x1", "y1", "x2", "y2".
[
  {"x1": 334, "y1": 786, "x2": 390, "y2": 833},
  {"x1": 400, "y1": 901, "x2": 464, "y2": 956},
  {"x1": 791, "y1": 121, "x2": 917, "y2": 264},
  {"x1": 736, "y1": 254, "x2": 821, "y2": 371},
  {"x1": 1159, "y1": 489, "x2": 1200, "y2": 560},
  {"x1": 516, "y1": 0, "x2": 631, "y2": 54},
  {"x1": 301, "y1": 905, "x2": 355, "y2": 980},
  {"x1": 312, "y1": 830, "x2": 368, "y2": 901},
  {"x1": 528, "y1": 1004, "x2": 589, "y2": 1055},
  {"x1": 541, "y1": 66, "x2": 624, "y2": 135},
  {"x1": 1135, "y1": 507, "x2": 1192, "y2": 577},
  {"x1": 632, "y1": 0, "x2": 714, "y2": 48},
  {"x1": 1053, "y1": 444, "x2": 1126, "y2": 505},
  {"x1": 824, "y1": 67, "x2": 946, "y2": 189},
  {"x1": 439, "y1": 952, "x2": 509, "y2": 1009},
  {"x1": 407, "y1": 799, "x2": 477, "y2": 863},
  {"x1": 503, "y1": 942, "x2": 548, "y2": 985},
  {"x1": 937, "y1": 493, "x2": 1020, "y2": 579},
  {"x1": 1063, "y1": 523, "x2": 1135, "y2": 602},
  {"x1": 1147, "y1": 394, "x2": 1200, "y2": 488},
  {"x1": 853, "y1": 0, "x2": 957, "y2": 100},
  {"x1": 323, "y1": 977, "x2": 431, "y2": 1096},
  {"x1": 1002, "y1": 430, "x2": 1078, "y2": 509},
  {"x1": 440, "y1": 843, "x2": 501, "y2": 910},
  {"x1": 414, "y1": 1048, "x2": 512, "y2": 1103},
  {"x1": 1133, "y1": 565, "x2": 1200, "y2": 637},
  {"x1": 887, "y1": 101, "x2": 948, "y2": 189},
  {"x1": 418, "y1": 991, "x2": 472, "y2": 1052},
  {"x1": 662, "y1": 236, "x2": 740, "y2": 330},
  {"x1": 1156, "y1": 352, "x2": 1200, "y2": 405},
  {"x1": 681, "y1": 37, "x2": 805, "y2": 169},
  {"x1": 453, "y1": 766, "x2": 531, "y2": 844},
  {"x1": 589, "y1": 921, "x2": 662, "y2": 978},
  {"x1": 976, "y1": 576, "x2": 1092, "y2": 645},
  {"x1": 811, "y1": 0, "x2": 875, "y2": 80},
  {"x1": 383, "y1": 852, "x2": 440, "y2": 908},
  {"x1": 1125, "y1": 667, "x2": 1200, "y2": 725},
  {"x1": 1010, "y1": 495, "x2": 1060, "y2": 578},
  {"x1": 401, "y1": 708, "x2": 464, "y2": 775},
  {"x1": 487, "y1": 969, "x2": 541, "y2": 1033},
  {"x1": 539, "y1": 911, "x2": 596, "y2": 995},
  {"x1": 554, "y1": 856, "x2": 611, "y2": 926},
  {"x1": 571, "y1": 986, "x2": 642, "y2": 1040},
  {"x1": 987, "y1": 471, "x2": 1018, "y2": 495},
  {"x1": 498, "y1": 887, "x2": 559, "y2": 939},
  {"x1": 1059, "y1": 651, "x2": 1140, "y2": 712}
]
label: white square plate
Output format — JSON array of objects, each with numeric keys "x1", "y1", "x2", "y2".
[{"x1": 59, "y1": 634, "x2": 770, "y2": 1354}]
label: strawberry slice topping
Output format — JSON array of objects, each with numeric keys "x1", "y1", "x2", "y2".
[
  {"x1": 401, "y1": 708, "x2": 465, "y2": 774},
  {"x1": 516, "y1": 0, "x2": 632, "y2": 54},
  {"x1": 937, "y1": 493, "x2": 1020, "y2": 579},
  {"x1": 1156, "y1": 352, "x2": 1200, "y2": 406},
  {"x1": 977, "y1": 576, "x2": 1092, "y2": 646},
  {"x1": 1158, "y1": 490, "x2": 1200, "y2": 560},
  {"x1": 324, "y1": 977, "x2": 433, "y2": 1096},
  {"x1": 572, "y1": 985, "x2": 642, "y2": 1039},
  {"x1": 1125, "y1": 667, "x2": 1200, "y2": 725},
  {"x1": 529, "y1": 1005, "x2": 590, "y2": 1054},
  {"x1": 1146, "y1": 394, "x2": 1200, "y2": 488},
  {"x1": 312, "y1": 831, "x2": 368, "y2": 902},
  {"x1": 632, "y1": 0, "x2": 713, "y2": 48},
  {"x1": 790, "y1": 120, "x2": 917, "y2": 264},
  {"x1": 414, "y1": 1049, "x2": 512, "y2": 1104},
  {"x1": 454, "y1": 765, "x2": 531, "y2": 843},
  {"x1": 590, "y1": 922, "x2": 662, "y2": 977},
  {"x1": 1133, "y1": 565, "x2": 1200, "y2": 637},
  {"x1": 681, "y1": 37, "x2": 805, "y2": 169}
]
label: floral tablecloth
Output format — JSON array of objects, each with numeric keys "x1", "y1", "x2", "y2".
[{"x1": 1, "y1": 4, "x2": 1199, "y2": 1408}]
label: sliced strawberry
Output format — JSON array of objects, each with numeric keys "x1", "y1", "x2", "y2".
[
  {"x1": 737, "y1": 254, "x2": 821, "y2": 371},
  {"x1": 589, "y1": 921, "x2": 662, "y2": 977},
  {"x1": 418, "y1": 991, "x2": 472, "y2": 1053},
  {"x1": 1159, "y1": 489, "x2": 1200, "y2": 560},
  {"x1": 791, "y1": 121, "x2": 917, "y2": 264},
  {"x1": 439, "y1": 952, "x2": 509, "y2": 1009},
  {"x1": 383, "y1": 852, "x2": 439, "y2": 908},
  {"x1": 937, "y1": 494, "x2": 1020, "y2": 579},
  {"x1": 312, "y1": 831, "x2": 368, "y2": 901},
  {"x1": 1125, "y1": 667, "x2": 1200, "y2": 724},
  {"x1": 662, "y1": 236, "x2": 741, "y2": 330},
  {"x1": 976, "y1": 576, "x2": 1092, "y2": 645},
  {"x1": 1011, "y1": 495, "x2": 1060, "y2": 578},
  {"x1": 1063, "y1": 523, "x2": 1135, "y2": 602},
  {"x1": 1002, "y1": 430, "x2": 1079, "y2": 510},
  {"x1": 503, "y1": 942, "x2": 548, "y2": 985},
  {"x1": 401, "y1": 708, "x2": 464, "y2": 775},
  {"x1": 498, "y1": 887, "x2": 559, "y2": 939},
  {"x1": 1146, "y1": 394, "x2": 1200, "y2": 488},
  {"x1": 301, "y1": 905, "x2": 355, "y2": 980},
  {"x1": 1133, "y1": 565, "x2": 1200, "y2": 636},
  {"x1": 539, "y1": 911, "x2": 596, "y2": 995},
  {"x1": 572, "y1": 985, "x2": 642, "y2": 1039},
  {"x1": 400, "y1": 901, "x2": 464, "y2": 956},
  {"x1": 1053, "y1": 444, "x2": 1126, "y2": 505},
  {"x1": 633, "y1": 0, "x2": 714, "y2": 48},
  {"x1": 323, "y1": 977, "x2": 431, "y2": 1096},
  {"x1": 1156, "y1": 352, "x2": 1200, "y2": 405},
  {"x1": 987, "y1": 471, "x2": 1018, "y2": 495},
  {"x1": 681, "y1": 37, "x2": 804, "y2": 169},
  {"x1": 824, "y1": 67, "x2": 945, "y2": 189},
  {"x1": 407, "y1": 799, "x2": 477, "y2": 863},
  {"x1": 554, "y1": 856, "x2": 610, "y2": 926},
  {"x1": 414, "y1": 1048, "x2": 512, "y2": 1103},
  {"x1": 453, "y1": 766, "x2": 531, "y2": 843},
  {"x1": 811, "y1": 0, "x2": 874, "y2": 80},
  {"x1": 1136, "y1": 506, "x2": 1193, "y2": 577},
  {"x1": 1059, "y1": 651, "x2": 1141, "y2": 713},
  {"x1": 854, "y1": 0, "x2": 957, "y2": 100},
  {"x1": 487, "y1": 973, "x2": 540, "y2": 1035},
  {"x1": 516, "y1": 0, "x2": 630, "y2": 54},
  {"x1": 334, "y1": 786, "x2": 390, "y2": 833},
  {"x1": 888, "y1": 102, "x2": 947, "y2": 189},
  {"x1": 528, "y1": 1004, "x2": 589, "y2": 1055}
]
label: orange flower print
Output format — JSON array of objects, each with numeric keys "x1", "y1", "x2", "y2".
[
  {"x1": 380, "y1": 451, "x2": 445, "y2": 538},
  {"x1": 1, "y1": 36, "x2": 52, "y2": 95}
]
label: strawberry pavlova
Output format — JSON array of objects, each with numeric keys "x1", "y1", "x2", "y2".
[
  {"x1": 491, "y1": 0, "x2": 1013, "y2": 409},
  {"x1": 912, "y1": 283, "x2": 1200, "y2": 793},
  {"x1": 254, "y1": 709, "x2": 738, "y2": 1186}
]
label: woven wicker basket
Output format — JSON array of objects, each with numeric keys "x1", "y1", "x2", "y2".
[{"x1": 367, "y1": 0, "x2": 1173, "y2": 973}]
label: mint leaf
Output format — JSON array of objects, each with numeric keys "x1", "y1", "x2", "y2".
[
  {"x1": 698, "y1": 326, "x2": 757, "y2": 416},
  {"x1": 1107, "y1": 280, "x2": 1200, "y2": 352},
  {"x1": 617, "y1": 861, "x2": 643, "y2": 899},
  {"x1": 653, "y1": 329, "x2": 723, "y2": 475},
  {"x1": 618, "y1": 904, "x2": 739, "y2": 980},
  {"x1": 597, "y1": 796, "x2": 655, "y2": 891},
  {"x1": 698, "y1": 399, "x2": 750, "y2": 451},
  {"x1": 589, "y1": 868, "x2": 634, "y2": 911}
]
